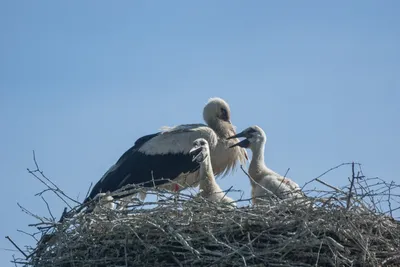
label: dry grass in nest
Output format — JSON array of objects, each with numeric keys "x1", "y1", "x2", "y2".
[{"x1": 8, "y1": 159, "x2": 400, "y2": 267}]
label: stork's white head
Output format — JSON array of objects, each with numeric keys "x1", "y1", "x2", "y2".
[
  {"x1": 227, "y1": 125, "x2": 267, "y2": 150},
  {"x1": 189, "y1": 138, "x2": 210, "y2": 163},
  {"x1": 203, "y1": 97, "x2": 232, "y2": 126}
]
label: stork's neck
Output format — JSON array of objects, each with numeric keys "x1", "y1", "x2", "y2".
[
  {"x1": 249, "y1": 142, "x2": 268, "y2": 180},
  {"x1": 199, "y1": 157, "x2": 219, "y2": 193},
  {"x1": 208, "y1": 120, "x2": 235, "y2": 138}
]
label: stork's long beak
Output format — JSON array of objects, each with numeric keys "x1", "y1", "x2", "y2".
[
  {"x1": 229, "y1": 138, "x2": 250, "y2": 148},
  {"x1": 189, "y1": 146, "x2": 203, "y2": 162},
  {"x1": 227, "y1": 130, "x2": 250, "y2": 148},
  {"x1": 227, "y1": 130, "x2": 246, "y2": 140},
  {"x1": 189, "y1": 146, "x2": 201, "y2": 156}
]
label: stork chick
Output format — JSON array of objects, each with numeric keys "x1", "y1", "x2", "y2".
[
  {"x1": 189, "y1": 138, "x2": 236, "y2": 208},
  {"x1": 228, "y1": 126, "x2": 304, "y2": 205}
]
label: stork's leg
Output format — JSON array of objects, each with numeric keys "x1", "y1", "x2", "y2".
[
  {"x1": 174, "y1": 184, "x2": 180, "y2": 192},
  {"x1": 173, "y1": 184, "x2": 180, "y2": 204}
]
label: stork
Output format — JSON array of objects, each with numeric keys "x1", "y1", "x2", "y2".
[
  {"x1": 228, "y1": 125, "x2": 304, "y2": 205},
  {"x1": 84, "y1": 97, "x2": 248, "y2": 204},
  {"x1": 189, "y1": 138, "x2": 236, "y2": 207}
]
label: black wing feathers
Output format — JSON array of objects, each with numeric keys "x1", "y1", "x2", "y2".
[{"x1": 86, "y1": 131, "x2": 199, "y2": 202}]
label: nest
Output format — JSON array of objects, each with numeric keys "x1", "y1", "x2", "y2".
[{"x1": 11, "y1": 162, "x2": 400, "y2": 267}]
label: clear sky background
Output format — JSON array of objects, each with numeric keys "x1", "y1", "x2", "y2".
[{"x1": 1, "y1": 1, "x2": 399, "y2": 265}]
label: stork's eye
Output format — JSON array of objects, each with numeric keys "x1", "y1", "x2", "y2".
[
  {"x1": 220, "y1": 108, "x2": 228, "y2": 121},
  {"x1": 248, "y1": 128, "x2": 257, "y2": 134}
]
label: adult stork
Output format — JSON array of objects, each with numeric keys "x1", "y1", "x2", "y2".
[
  {"x1": 84, "y1": 97, "x2": 248, "y2": 204},
  {"x1": 228, "y1": 126, "x2": 304, "y2": 205},
  {"x1": 189, "y1": 138, "x2": 236, "y2": 207}
]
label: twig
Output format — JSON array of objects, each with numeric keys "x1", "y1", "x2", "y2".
[
  {"x1": 27, "y1": 168, "x2": 74, "y2": 209},
  {"x1": 124, "y1": 235, "x2": 128, "y2": 267},
  {"x1": 16, "y1": 230, "x2": 39, "y2": 242},
  {"x1": 5, "y1": 236, "x2": 28, "y2": 259},
  {"x1": 10, "y1": 260, "x2": 29, "y2": 266},
  {"x1": 171, "y1": 255, "x2": 183, "y2": 267},
  {"x1": 315, "y1": 178, "x2": 344, "y2": 193},
  {"x1": 240, "y1": 165, "x2": 279, "y2": 201},
  {"x1": 17, "y1": 203, "x2": 45, "y2": 223},
  {"x1": 84, "y1": 182, "x2": 93, "y2": 200},
  {"x1": 388, "y1": 181, "x2": 394, "y2": 218},
  {"x1": 0, "y1": 247, "x2": 19, "y2": 252},
  {"x1": 302, "y1": 162, "x2": 355, "y2": 190},
  {"x1": 12, "y1": 255, "x2": 18, "y2": 267},
  {"x1": 275, "y1": 168, "x2": 291, "y2": 195},
  {"x1": 28, "y1": 150, "x2": 80, "y2": 207},
  {"x1": 315, "y1": 241, "x2": 323, "y2": 266},
  {"x1": 27, "y1": 222, "x2": 57, "y2": 228},
  {"x1": 221, "y1": 186, "x2": 234, "y2": 201},
  {"x1": 346, "y1": 162, "x2": 356, "y2": 210},
  {"x1": 41, "y1": 196, "x2": 55, "y2": 221}
]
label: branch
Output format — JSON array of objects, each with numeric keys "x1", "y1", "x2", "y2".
[
  {"x1": 41, "y1": 196, "x2": 55, "y2": 222},
  {"x1": 5, "y1": 236, "x2": 28, "y2": 259},
  {"x1": 17, "y1": 203, "x2": 46, "y2": 223},
  {"x1": 274, "y1": 168, "x2": 290, "y2": 195},
  {"x1": 301, "y1": 162, "x2": 356, "y2": 190},
  {"x1": 346, "y1": 162, "x2": 356, "y2": 210},
  {"x1": 28, "y1": 150, "x2": 81, "y2": 207},
  {"x1": 315, "y1": 178, "x2": 344, "y2": 193},
  {"x1": 16, "y1": 230, "x2": 39, "y2": 242},
  {"x1": 240, "y1": 165, "x2": 279, "y2": 202}
]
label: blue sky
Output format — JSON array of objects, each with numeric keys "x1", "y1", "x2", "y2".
[{"x1": 1, "y1": 0, "x2": 399, "y2": 265}]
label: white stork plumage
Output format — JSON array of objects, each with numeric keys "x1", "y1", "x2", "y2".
[
  {"x1": 228, "y1": 125, "x2": 304, "y2": 205},
  {"x1": 84, "y1": 97, "x2": 248, "y2": 204},
  {"x1": 189, "y1": 138, "x2": 236, "y2": 207},
  {"x1": 92, "y1": 193, "x2": 115, "y2": 213}
]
